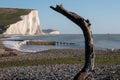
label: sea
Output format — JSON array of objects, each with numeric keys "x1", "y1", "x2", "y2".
[{"x1": 2, "y1": 34, "x2": 120, "y2": 52}]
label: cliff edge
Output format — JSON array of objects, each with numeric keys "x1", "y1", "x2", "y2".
[{"x1": 0, "y1": 8, "x2": 42, "y2": 35}]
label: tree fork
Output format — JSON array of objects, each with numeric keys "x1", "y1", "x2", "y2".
[{"x1": 50, "y1": 5, "x2": 95, "y2": 80}]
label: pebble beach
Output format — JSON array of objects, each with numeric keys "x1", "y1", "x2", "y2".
[{"x1": 0, "y1": 64, "x2": 120, "y2": 80}]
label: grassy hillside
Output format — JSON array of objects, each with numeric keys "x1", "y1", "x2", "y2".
[{"x1": 0, "y1": 8, "x2": 32, "y2": 32}]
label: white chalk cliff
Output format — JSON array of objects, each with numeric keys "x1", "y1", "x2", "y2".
[
  {"x1": 4, "y1": 10, "x2": 42, "y2": 35},
  {"x1": 49, "y1": 31, "x2": 60, "y2": 34},
  {"x1": 42, "y1": 29, "x2": 60, "y2": 35}
]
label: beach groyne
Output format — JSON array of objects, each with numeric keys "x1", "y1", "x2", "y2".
[{"x1": 26, "y1": 40, "x2": 75, "y2": 46}]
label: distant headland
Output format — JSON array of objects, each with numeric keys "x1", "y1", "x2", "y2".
[{"x1": 42, "y1": 29, "x2": 60, "y2": 35}]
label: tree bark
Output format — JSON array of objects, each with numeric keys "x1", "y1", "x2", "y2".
[{"x1": 50, "y1": 5, "x2": 95, "y2": 80}]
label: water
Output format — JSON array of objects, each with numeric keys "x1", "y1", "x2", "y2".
[{"x1": 3, "y1": 34, "x2": 120, "y2": 52}]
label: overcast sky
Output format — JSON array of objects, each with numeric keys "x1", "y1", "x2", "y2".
[{"x1": 0, "y1": 0, "x2": 120, "y2": 34}]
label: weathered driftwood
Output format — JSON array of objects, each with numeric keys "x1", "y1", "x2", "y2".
[{"x1": 50, "y1": 5, "x2": 95, "y2": 80}]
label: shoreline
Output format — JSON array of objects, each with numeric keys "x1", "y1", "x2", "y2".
[
  {"x1": 2, "y1": 34, "x2": 120, "y2": 53},
  {"x1": 0, "y1": 40, "x2": 17, "y2": 57},
  {"x1": 0, "y1": 35, "x2": 28, "y2": 57},
  {"x1": 0, "y1": 35, "x2": 120, "y2": 79},
  {"x1": 0, "y1": 36, "x2": 120, "y2": 59}
]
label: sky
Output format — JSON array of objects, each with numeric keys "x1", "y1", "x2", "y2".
[{"x1": 0, "y1": 0, "x2": 120, "y2": 34}]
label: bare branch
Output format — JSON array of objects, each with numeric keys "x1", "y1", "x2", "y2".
[{"x1": 50, "y1": 5, "x2": 95, "y2": 80}]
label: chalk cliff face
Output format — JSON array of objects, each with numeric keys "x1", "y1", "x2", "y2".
[
  {"x1": 4, "y1": 10, "x2": 42, "y2": 35},
  {"x1": 49, "y1": 31, "x2": 60, "y2": 34}
]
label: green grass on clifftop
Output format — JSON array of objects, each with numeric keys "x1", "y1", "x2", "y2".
[{"x1": 0, "y1": 8, "x2": 31, "y2": 30}]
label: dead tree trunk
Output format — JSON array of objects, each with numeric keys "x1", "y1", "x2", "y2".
[{"x1": 50, "y1": 5, "x2": 95, "y2": 80}]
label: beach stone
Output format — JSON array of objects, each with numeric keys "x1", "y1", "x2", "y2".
[
  {"x1": 0, "y1": 73, "x2": 3, "y2": 79},
  {"x1": 0, "y1": 64, "x2": 120, "y2": 80},
  {"x1": 0, "y1": 49, "x2": 120, "y2": 80}
]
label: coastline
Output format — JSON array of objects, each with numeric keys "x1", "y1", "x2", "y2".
[
  {"x1": 0, "y1": 35, "x2": 120, "y2": 79},
  {"x1": 0, "y1": 35, "x2": 25, "y2": 57},
  {"x1": 0, "y1": 37, "x2": 16, "y2": 57},
  {"x1": 2, "y1": 34, "x2": 120, "y2": 53}
]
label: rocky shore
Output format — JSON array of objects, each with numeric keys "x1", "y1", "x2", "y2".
[
  {"x1": 0, "y1": 64, "x2": 120, "y2": 80},
  {"x1": 0, "y1": 37, "x2": 120, "y2": 79},
  {"x1": 0, "y1": 48, "x2": 120, "y2": 80}
]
